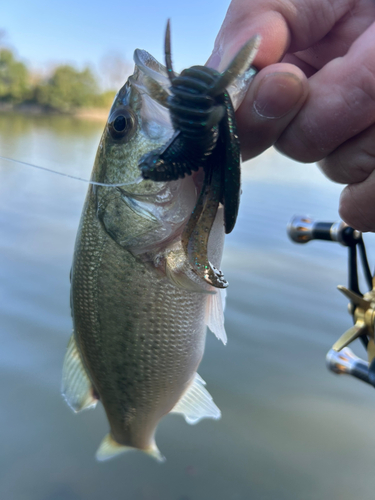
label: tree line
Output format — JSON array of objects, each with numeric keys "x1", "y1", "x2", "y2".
[{"x1": 0, "y1": 47, "x2": 118, "y2": 112}]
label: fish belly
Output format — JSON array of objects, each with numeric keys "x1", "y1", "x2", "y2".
[{"x1": 71, "y1": 191, "x2": 207, "y2": 450}]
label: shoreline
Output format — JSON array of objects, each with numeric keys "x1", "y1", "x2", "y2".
[{"x1": 0, "y1": 103, "x2": 108, "y2": 121}]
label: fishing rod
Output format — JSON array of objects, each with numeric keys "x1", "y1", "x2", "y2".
[{"x1": 287, "y1": 216, "x2": 375, "y2": 388}]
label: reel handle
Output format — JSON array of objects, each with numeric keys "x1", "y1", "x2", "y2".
[
  {"x1": 287, "y1": 216, "x2": 360, "y2": 246},
  {"x1": 326, "y1": 348, "x2": 375, "y2": 387}
]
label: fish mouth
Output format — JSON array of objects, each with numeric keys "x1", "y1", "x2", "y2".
[{"x1": 119, "y1": 48, "x2": 228, "y2": 289}]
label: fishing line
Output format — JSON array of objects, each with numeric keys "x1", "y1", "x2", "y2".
[{"x1": 0, "y1": 155, "x2": 142, "y2": 187}]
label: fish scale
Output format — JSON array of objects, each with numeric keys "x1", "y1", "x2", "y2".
[{"x1": 71, "y1": 184, "x2": 208, "y2": 452}]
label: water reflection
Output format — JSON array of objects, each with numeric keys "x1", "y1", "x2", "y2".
[{"x1": 1, "y1": 113, "x2": 375, "y2": 500}]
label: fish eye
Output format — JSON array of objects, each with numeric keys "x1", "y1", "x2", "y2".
[{"x1": 108, "y1": 108, "x2": 137, "y2": 141}]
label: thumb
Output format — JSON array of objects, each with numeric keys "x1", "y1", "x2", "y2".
[{"x1": 234, "y1": 63, "x2": 308, "y2": 161}]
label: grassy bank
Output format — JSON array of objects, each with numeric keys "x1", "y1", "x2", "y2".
[{"x1": 0, "y1": 48, "x2": 117, "y2": 119}]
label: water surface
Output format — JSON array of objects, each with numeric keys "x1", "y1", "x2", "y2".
[{"x1": 1, "y1": 113, "x2": 375, "y2": 500}]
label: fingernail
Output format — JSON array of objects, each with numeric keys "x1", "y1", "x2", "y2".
[{"x1": 253, "y1": 72, "x2": 303, "y2": 119}]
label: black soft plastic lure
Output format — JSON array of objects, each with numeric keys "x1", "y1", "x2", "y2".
[
  {"x1": 139, "y1": 21, "x2": 259, "y2": 235},
  {"x1": 137, "y1": 23, "x2": 259, "y2": 289}
]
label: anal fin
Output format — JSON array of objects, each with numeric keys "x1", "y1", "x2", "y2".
[
  {"x1": 171, "y1": 373, "x2": 221, "y2": 424},
  {"x1": 61, "y1": 333, "x2": 98, "y2": 413}
]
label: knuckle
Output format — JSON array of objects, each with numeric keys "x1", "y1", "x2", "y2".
[
  {"x1": 339, "y1": 182, "x2": 375, "y2": 232},
  {"x1": 318, "y1": 152, "x2": 366, "y2": 184},
  {"x1": 275, "y1": 125, "x2": 320, "y2": 163},
  {"x1": 319, "y1": 124, "x2": 375, "y2": 184}
]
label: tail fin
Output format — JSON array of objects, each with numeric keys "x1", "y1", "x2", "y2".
[{"x1": 95, "y1": 434, "x2": 165, "y2": 463}]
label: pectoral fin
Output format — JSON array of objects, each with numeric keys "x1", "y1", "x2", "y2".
[
  {"x1": 171, "y1": 373, "x2": 221, "y2": 424},
  {"x1": 61, "y1": 333, "x2": 98, "y2": 413},
  {"x1": 205, "y1": 288, "x2": 227, "y2": 344}
]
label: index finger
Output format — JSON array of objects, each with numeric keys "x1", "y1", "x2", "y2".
[{"x1": 208, "y1": 0, "x2": 357, "y2": 70}]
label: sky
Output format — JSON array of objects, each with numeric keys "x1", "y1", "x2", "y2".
[{"x1": 1, "y1": 0, "x2": 230, "y2": 83}]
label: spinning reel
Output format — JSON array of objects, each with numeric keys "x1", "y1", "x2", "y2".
[{"x1": 287, "y1": 216, "x2": 375, "y2": 387}]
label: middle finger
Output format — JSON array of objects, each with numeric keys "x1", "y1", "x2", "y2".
[{"x1": 276, "y1": 21, "x2": 375, "y2": 163}]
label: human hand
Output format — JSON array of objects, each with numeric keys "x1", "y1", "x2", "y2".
[{"x1": 207, "y1": 0, "x2": 375, "y2": 231}]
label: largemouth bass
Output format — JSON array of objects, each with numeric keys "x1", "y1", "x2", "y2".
[{"x1": 62, "y1": 36, "x2": 259, "y2": 461}]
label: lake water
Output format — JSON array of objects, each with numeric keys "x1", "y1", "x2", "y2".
[{"x1": 1, "y1": 112, "x2": 375, "y2": 500}]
